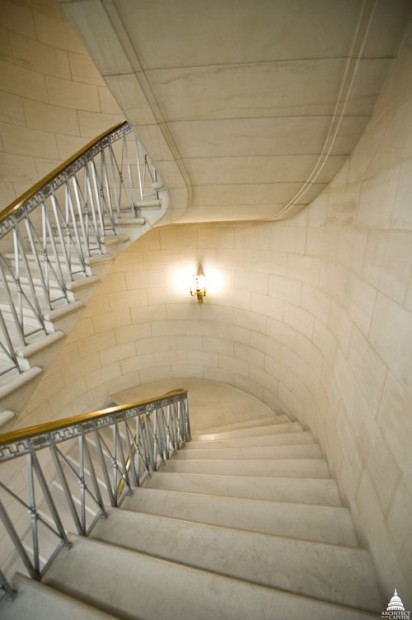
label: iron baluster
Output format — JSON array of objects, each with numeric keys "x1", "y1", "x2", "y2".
[
  {"x1": 24, "y1": 214, "x2": 53, "y2": 311},
  {"x1": 143, "y1": 414, "x2": 155, "y2": 473},
  {"x1": 123, "y1": 133, "x2": 135, "y2": 213},
  {"x1": 93, "y1": 430, "x2": 116, "y2": 507},
  {"x1": 114, "y1": 422, "x2": 131, "y2": 500},
  {"x1": 83, "y1": 436, "x2": 107, "y2": 518},
  {"x1": 0, "y1": 568, "x2": 15, "y2": 601},
  {"x1": 0, "y1": 308, "x2": 21, "y2": 374},
  {"x1": 78, "y1": 435, "x2": 87, "y2": 533},
  {"x1": 100, "y1": 150, "x2": 116, "y2": 230},
  {"x1": 0, "y1": 259, "x2": 25, "y2": 347},
  {"x1": 0, "y1": 498, "x2": 37, "y2": 579},
  {"x1": 50, "y1": 443, "x2": 83, "y2": 534},
  {"x1": 122, "y1": 420, "x2": 139, "y2": 488},
  {"x1": 71, "y1": 175, "x2": 91, "y2": 259},
  {"x1": 84, "y1": 165, "x2": 102, "y2": 254},
  {"x1": 86, "y1": 164, "x2": 104, "y2": 253},
  {"x1": 26, "y1": 452, "x2": 40, "y2": 575},
  {"x1": 107, "y1": 142, "x2": 123, "y2": 218},
  {"x1": 29, "y1": 447, "x2": 71, "y2": 549},
  {"x1": 135, "y1": 139, "x2": 144, "y2": 201},
  {"x1": 46, "y1": 196, "x2": 72, "y2": 294},
  {"x1": 135, "y1": 417, "x2": 150, "y2": 484},
  {"x1": 64, "y1": 183, "x2": 87, "y2": 274},
  {"x1": 49, "y1": 192, "x2": 73, "y2": 283},
  {"x1": 158, "y1": 406, "x2": 168, "y2": 461}
]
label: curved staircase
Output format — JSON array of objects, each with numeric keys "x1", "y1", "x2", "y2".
[
  {"x1": 0, "y1": 122, "x2": 167, "y2": 428},
  {"x1": 0, "y1": 408, "x2": 384, "y2": 619}
]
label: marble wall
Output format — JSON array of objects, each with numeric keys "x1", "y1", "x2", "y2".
[
  {"x1": 2, "y1": 0, "x2": 411, "y2": 599},
  {"x1": 0, "y1": 0, "x2": 123, "y2": 208},
  {"x1": 21, "y1": 33, "x2": 412, "y2": 595}
]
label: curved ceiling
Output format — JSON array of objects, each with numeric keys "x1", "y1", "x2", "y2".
[{"x1": 61, "y1": 0, "x2": 412, "y2": 223}]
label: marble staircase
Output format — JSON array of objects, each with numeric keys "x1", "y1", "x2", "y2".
[
  {"x1": 0, "y1": 411, "x2": 384, "y2": 619},
  {"x1": 0, "y1": 198, "x2": 166, "y2": 429}
]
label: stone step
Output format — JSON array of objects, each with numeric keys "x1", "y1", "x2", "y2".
[
  {"x1": 43, "y1": 537, "x2": 377, "y2": 620},
  {"x1": 43, "y1": 300, "x2": 85, "y2": 333},
  {"x1": 3, "y1": 251, "x2": 96, "y2": 281},
  {"x1": 123, "y1": 487, "x2": 357, "y2": 546},
  {"x1": 175, "y1": 442, "x2": 322, "y2": 460},
  {"x1": 0, "y1": 409, "x2": 15, "y2": 429},
  {"x1": 0, "y1": 366, "x2": 42, "y2": 418},
  {"x1": 100, "y1": 233, "x2": 129, "y2": 247},
  {"x1": 188, "y1": 430, "x2": 313, "y2": 450},
  {"x1": 0, "y1": 352, "x2": 30, "y2": 376},
  {"x1": 0, "y1": 573, "x2": 119, "y2": 620},
  {"x1": 15, "y1": 330, "x2": 65, "y2": 368},
  {"x1": 195, "y1": 414, "x2": 291, "y2": 434},
  {"x1": 65, "y1": 274, "x2": 102, "y2": 303},
  {"x1": 163, "y1": 457, "x2": 330, "y2": 478},
  {"x1": 152, "y1": 180, "x2": 164, "y2": 191},
  {"x1": 144, "y1": 471, "x2": 341, "y2": 506},
  {"x1": 2, "y1": 274, "x2": 76, "y2": 306},
  {"x1": 114, "y1": 216, "x2": 145, "y2": 226},
  {"x1": 192, "y1": 420, "x2": 303, "y2": 440},
  {"x1": 92, "y1": 508, "x2": 383, "y2": 611},
  {"x1": 136, "y1": 199, "x2": 162, "y2": 208},
  {"x1": 0, "y1": 299, "x2": 83, "y2": 340}
]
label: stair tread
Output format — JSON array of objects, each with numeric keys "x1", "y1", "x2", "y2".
[
  {"x1": 163, "y1": 457, "x2": 330, "y2": 478},
  {"x1": 144, "y1": 471, "x2": 342, "y2": 506},
  {"x1": 195, "y1": 414, "x2": 291, "y2": 433},
  {"x1": 188, "y1": 430, "x2": 314, "y2": 449},
  {"x1": 192, "y1": 420, "x2": 303, "y2": 440},
  {"x1": 136, "y1": 199, "x2": 161, "y2": 207},
  {"x1": 44, "y1": 537, "x2": 378, "y2": 619},
  {"x1": 0, "y1": 366, "x2": 42, "y2": 398},
  {"x1": 0, "y1": 573, "x2": 119, "y2": 620},
  {"x1": 91, "y1": 507, "x2": 382, "y2": 611},
  {"x1": 175, "y1": 442, "x2": 322, "y2": 460},
  {"x1": 123, "y1": 487, "x2": 358, "y2": 546}
]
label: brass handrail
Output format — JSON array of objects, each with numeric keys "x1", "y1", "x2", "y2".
[
  {"x1": 0, "y1": 387, "x2": 190, "y2": 592},
  {"x1": 0, "y1": 120, "x2": 128, "y2": 224},
  {"x1": 0, "y1": 388, "x2": 187, "y2": 446}
]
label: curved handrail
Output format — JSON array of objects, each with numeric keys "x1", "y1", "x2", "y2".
[
  {"x1": 0, "y1": 121, "x2": 128, "y2": 224},
  {"x1": 0, "y1": 119, "x2": 161, "y2": 380},
  {"x1": 0, "y1": 388, "x2": 187, "y2": 448}
]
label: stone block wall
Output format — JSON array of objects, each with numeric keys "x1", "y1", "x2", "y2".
[
  {"x1": 0, "y1": 0, "x2": 123, "y2": 208},
  {"x1": 20, "y1": 33, "x2": 412, "y2": 597}
]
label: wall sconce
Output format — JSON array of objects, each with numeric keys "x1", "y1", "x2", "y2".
[{"x1": 190, "y1": 274, "x2": 206, "y2": 303}]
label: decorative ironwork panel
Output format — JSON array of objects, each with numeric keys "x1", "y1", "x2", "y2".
[{"x1": 0, "y1": 390, "x2": 190, "y2": 588}]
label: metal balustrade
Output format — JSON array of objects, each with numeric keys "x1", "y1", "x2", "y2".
[
  {"x1": 0, "y1": 388, "x2": 190, "y2": 600},
  {"x1": 0, "y1": 121, "x2": 161, "y2": 378}
]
